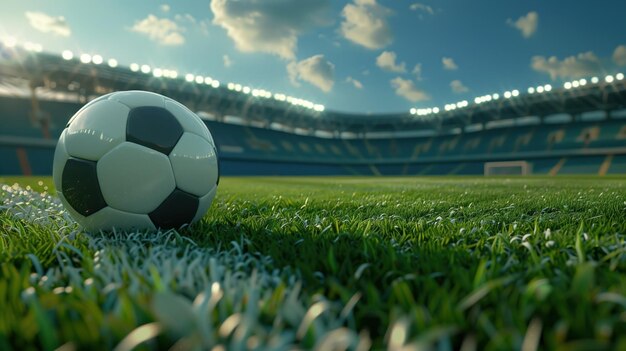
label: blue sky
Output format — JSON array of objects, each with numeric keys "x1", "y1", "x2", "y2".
[{"x1": 1, "y1": 0, "x2": 625, "y2": 114}]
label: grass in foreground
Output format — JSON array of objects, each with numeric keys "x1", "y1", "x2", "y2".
[{"x1": 1, "y1": 176, "x2": 626, "y2": 350}]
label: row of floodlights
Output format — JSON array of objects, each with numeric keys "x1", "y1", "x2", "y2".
[
  {"x1": 60, "y1": 49, "x2": 324, "y2": 112},
  {"x1": 409, "y1": 73, "x2": 625, "y2": 115},
  {"x1": 224, "y1": 82, "x2": 324, "y2": 111},
  {"x1": 409, "y1": 107, "x2": 440, "y2": 116},
  {"x1": 564, "y1": 74, "x2": 624, "y2": 89},
  {"x1": 444, "y1": 100, "x2": 469, "y2": 111},
  {"x1": 63, "y1": 51, "x2": 120, "y2": 68},
  {"x1": 2, "y1": 37, "x2": 42, "y2": 52}
]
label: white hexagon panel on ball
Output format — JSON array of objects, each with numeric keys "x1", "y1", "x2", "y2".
[
  {"x1": 64, "y1": 99, "x2": 130, "y2": 161},
  {"x1": 169, "y1": 132, "x2": 219, "y2": 197},
  {"x1": 97, "y1": 142, "x2": 176, "y2": 214}
]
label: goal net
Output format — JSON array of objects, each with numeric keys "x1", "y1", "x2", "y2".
[{"x1": 484, "y1": 160, "x2": 531, "y2": 176}]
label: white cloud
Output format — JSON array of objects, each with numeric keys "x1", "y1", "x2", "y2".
[
  {"x1": 450, "y1": 80, "x2": 469, "y2": 93},
  {"x1": 223, "y1": 54, "x2": 233, "y2": 68},
  {"x1": 175, "y1": 13, "x2": 210, "y2": 36},
  {"x1": 376, "y1": 51, "x2": 406, "y2": 73},
  {"x1": 131, "y1": 14, "x2": 185, "y2": 46},
  {"x1": 211, "y1": 0, "x2": 330, "y2": 60},
  {"x1": 412, "y1": 63, "x2": 422, "y2": 80},
  {"x1": 507, "y1": 11, "x2": 538, "y2": 38},
  {"x1": 410, "y1": 3, "x2": 434, "y2": 15},
  {"x1": 442, "y1": 57, "x2": 458, "y2": 70},
  {"x1": 340, "y1": 0, "x2": 393, "y2": 50},
  {"x1": 531, "y1": 52, "x2": 602, "y2": 80},
  {"x1": 160, "y1": 4, "x2": 170, "y2": 13},
  {"x1": 175, "y1": 13, "x2": 196, "y2": 23},
  {"x1": 390, "y1": 77, "x2": 429, "y2": 102},
  {"x1": 25, "y1": 11, "x2": 71, "y2": 37},
  {"x1": 346, "y1": 76, "x2": 363, "y2": 89},
  {"x1": 613, "y1": 45, "x2": 626, "y2": 66},
  {"x1": 287, "y1": 55, "x2": 335, "y2": 92}
]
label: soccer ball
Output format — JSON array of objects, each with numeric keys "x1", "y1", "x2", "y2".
[{"x1": 52, "y1": 90, "x2": 219, "y2": 232}]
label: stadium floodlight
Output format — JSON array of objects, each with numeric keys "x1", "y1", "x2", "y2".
[
  {"x1": 492, "y1": 93, "x2": 499, "y2": 100},
  {"x1": 511, "y1": 90, "x2": 519, "y2": 97},
  {"x1": 536, "y1": 86, "x2": 544, "y2": 93},
  {"x1": 504, "y1": 91, "x2": 512, "y2": 99},
  {"x1": 579, "y1": 78, "x2": 587, "y2": 86},
  {"x1": 92, "y1": 55, "x2": 103, "y2": 65},
  {"x1": 195, "y1": 76, "x2": 204, "y2": 84},
  {"x1": 80, "y1": 54, "x2": 92, "y2": 64},
  {"x1": 564, "y1": 82, "x2": 572, "y2": 89},
  {"x1": 314, "y1": 104, "x2": 325, "y2": 112},
  {"x1": 605, "y1": 75, "x2": 614, "y2": 83},
  {"x1": 141, "y1": 65, "x2": 151, "y2": 74},
  {"x1": 617, "y1": 73, "x2": 624, "y2": 81},
  {"x1": 572, "y1": 81, "x2": 579, "y2": 88},
  {"x1": 242, "y1": 86, "x2": 251, "y2": 94},
  {"x1": 211, "y1": 80, "x2": 220, "y2": 88},
  {"x1": 62, "y1": 50, "x2": 74, "y2": 60},
  {"x1": 456, "y1": 101, "x2": 463, "y2": 108},
  {"x1": 528, "y1": 87, "x2": 535, "y2": 94},
  {"x1": 410, "y1": 108, "x2": 416, "y2": 114},
  {"x1": 169, "y1": 71, "x2": 178, "y2": 79},
  {"x1": 433, "y1": 107, "x2": 440, "y2": 113},
  {"x1": 153, "y1": 68, "x2": 163, "y2": 78},
  {"x1": 204, "y1": 77, "x2": 213, "y2": 85},
  {"x1": 107, "y1": 59, "x2": 118, "y2": 68},
  {"x1": 474, "y1": 97, "x2": 481, "y2": 104},
  {"x1": 591, "y1": 76, "x2": 599, "y2": 84},
  {"x1": 227, "y1": 83, "x2": 235, "y2": 90},
  {"x1": 130, "y1": 63, "x2": 140, "y2": 72},
  {"x1": 185, "y1": 73, "x2": 194, "y2": 82},
  {"x1": 234, "y1": 84, "x2": 242, "y2": 92},
  {"x1": 544, "y1": 84, "x2": 552, "y2": 92}
]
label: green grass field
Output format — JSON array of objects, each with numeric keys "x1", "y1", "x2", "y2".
[{"x1": 1, "y1": 176, "x2": 626, "y2": 350}]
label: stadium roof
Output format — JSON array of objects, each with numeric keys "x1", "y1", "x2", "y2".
[{"x1": 1, "y1": 45, "x2": 625, "y2": 136}]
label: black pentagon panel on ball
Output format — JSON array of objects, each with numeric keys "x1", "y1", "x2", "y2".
[
  {"x1": 126, "y1": 106, "x2": 183, "y2": 155},
  {"x1": 149, "y1": 189, "x2": 199, "y2": 229},
  {"x1": 62, "y1": 158, "x2": 107, "y2": 216}
]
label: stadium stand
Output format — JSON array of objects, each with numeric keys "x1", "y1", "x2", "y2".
[{"x1": 1, "y1": 47, "x2": 625, "y2": 176}]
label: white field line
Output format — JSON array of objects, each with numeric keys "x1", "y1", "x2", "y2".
[{"x1": 1, "y1": 184, "x2": 405, "y2": 350}]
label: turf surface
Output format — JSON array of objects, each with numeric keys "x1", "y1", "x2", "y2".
[{"x1": 1, "y1": 176, "x2": 626, "y2": 350}]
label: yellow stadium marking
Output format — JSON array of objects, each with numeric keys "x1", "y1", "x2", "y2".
[
  {"x1": 368, "y1": 164, "x2": 381, "y2": 176},
  {"x1": 16, "y1": 148, "x2": 32, "y2": 176},
  {"x1": 549, "y1": 158, "x2": 566, "y2": 176},
  {"x1": 598, "y1": 155, "x2": 613, "y2": 176}
]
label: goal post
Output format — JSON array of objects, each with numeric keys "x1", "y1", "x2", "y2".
[{"x1": 484, "y1": 160, "x2": 532, "y2": 176}]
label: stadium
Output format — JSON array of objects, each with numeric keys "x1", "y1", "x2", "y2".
[
  {"x1": 2, "y1": 1, "x2": 626, "y2": 350},
  {"x1": 2, "y1": 47, "x2": 626, "y2": 176}
]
